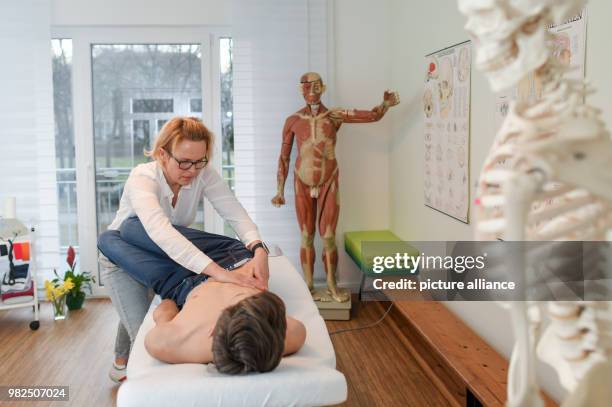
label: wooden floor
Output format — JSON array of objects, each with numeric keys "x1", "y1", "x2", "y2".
[
  {"x1": 326, "y1": 299, "x2": 449, "y2": 407},
  {"x1": 0, "y1": 299, "x2": 119, "y2": 407},
  {"x1": 0, "y1": 297, "x2": 448, "y2": 407}
]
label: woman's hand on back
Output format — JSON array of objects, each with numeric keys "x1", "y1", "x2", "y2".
[
  {"x1": 232, "y1": 263, "x2": 267, "y2": 290},
  {"x1": 246, "y1": 250, "x2": 269, "y2": 290},
  {"x1": 203, "y1": 261, "x2": 265, "y2": 290}
]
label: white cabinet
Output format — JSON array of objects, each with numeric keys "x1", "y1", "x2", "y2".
[{"x1": 0, "y1": 229, "x2": 40, "y2": 330}]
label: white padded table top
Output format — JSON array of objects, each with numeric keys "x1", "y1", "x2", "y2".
[{"x1": 117, "y1": 255, "x2": 347, "y2": 407}]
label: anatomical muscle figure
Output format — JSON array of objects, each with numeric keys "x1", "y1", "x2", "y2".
[{"x1": 271, "y1": 72, "x2": 400, "y2": 302}]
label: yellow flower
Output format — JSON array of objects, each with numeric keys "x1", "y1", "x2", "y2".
[
  {"x1": 45, "y1": 277, "x2": 76, "y2": 303},
  {"x1": 63, "y1": 278, "x2": 75, "y2": 291},
  {"x1": 53, "y1": 287, "x2": 65, "y2": 298},
  {"x1": 44, "y1": 280, "x2": 54, "y2": 301}
]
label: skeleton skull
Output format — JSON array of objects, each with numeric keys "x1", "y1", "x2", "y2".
[{"x1": 458, "y1": 0, "x2": 585, "y2": 92}]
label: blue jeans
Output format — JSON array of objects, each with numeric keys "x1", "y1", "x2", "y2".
[
  {"x1": 99, "y1": 216, "x2": 253, "y2": 306},
  {"x1": 97, "y1": 217, "x2": 253, "y2": 358}
]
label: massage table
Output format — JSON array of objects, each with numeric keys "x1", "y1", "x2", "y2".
[{"x1": 117, "y1": 254, "x2": 348, "y2": 407}]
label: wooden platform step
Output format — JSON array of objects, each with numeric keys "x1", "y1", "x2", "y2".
[{"x1": 387, "y1": 301, "x2": 558, "y2": 407}]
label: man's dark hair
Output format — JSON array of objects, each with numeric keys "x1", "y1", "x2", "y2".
[{"x1": 212, "y1": 290, "x2": 287, "y2": 374}]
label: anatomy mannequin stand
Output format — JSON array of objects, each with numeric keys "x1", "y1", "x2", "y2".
[{"x1": 272, "y1": 72, "x2": 399, "y2": 310}]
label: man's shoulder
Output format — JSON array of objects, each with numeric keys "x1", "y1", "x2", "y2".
[
  {"x1": 146, "y1": 318, "x2": 213, "y2": 364},
  {"x1": 171, "y1": 315, "x2": 214, "y2": 363}
]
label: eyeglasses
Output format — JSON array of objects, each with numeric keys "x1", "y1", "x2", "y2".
[{"x1": 166, "y1": 150, "x2": 209, "y2": 170}]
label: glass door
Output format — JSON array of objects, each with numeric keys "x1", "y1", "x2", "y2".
[
  {"x1": 91, "y1": 44, "x2": 205, "y2": 234},
  {"x1": 58, "y1": 26, "x2": 226, "y2": 296}
]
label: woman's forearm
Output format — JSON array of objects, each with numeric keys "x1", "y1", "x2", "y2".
[{"x1": 201, "y1": 168, "x2": 262, "y2": 246}]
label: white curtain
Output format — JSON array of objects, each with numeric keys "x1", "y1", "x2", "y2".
[
  {"x1": 0, "y1": 1, "x2": 60, "y2": 285},
  {"x1": 232, "y1": 0, "x2": 330, "y2": 274}
]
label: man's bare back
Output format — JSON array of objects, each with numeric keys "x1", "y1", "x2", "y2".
[{"x1": 144, "y1": 277, "x2": 306, "y2": 365}]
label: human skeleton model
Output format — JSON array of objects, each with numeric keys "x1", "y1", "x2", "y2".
[
  {"x1": 458, "y1": 0, "x2": 612, "y2": 406},
  {"x1": 271, "y1": 72, "x2": 399, "y2": 303}
]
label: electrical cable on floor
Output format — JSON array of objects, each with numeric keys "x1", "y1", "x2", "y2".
[{"x1": 328, "y1": 302, "x2": 394, "y2": 336}]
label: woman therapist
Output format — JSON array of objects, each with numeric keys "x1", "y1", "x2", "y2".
[{"x1": 97, "y1": 117, "x2": 269, "y2": 383}]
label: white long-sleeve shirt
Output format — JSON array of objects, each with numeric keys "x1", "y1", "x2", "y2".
[{"x1": 107, "y1": 161, "x2": 261, "y2": 274}]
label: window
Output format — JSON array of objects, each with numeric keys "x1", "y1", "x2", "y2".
[
  {"x1": 91, "y1": 44, "x2": 205, "y2": 234},
  {"x1": 157, "y1": 119, "x2": 168, "y2": 131},
  {"x1": 49, "y1": 27, "x2": 228, "y2": 294},
  {"x1": 132, "y1": 120, "x2": 151, "y2": 164},
  {"x1": 52, "y1": 39, "x2": 78, "y2": 252},
  {"x1": 131, "y1": 98, "x2": 174, "y2": 113},
  {"x1": 220, "y1": 38, "x2": 235, "y2": 236},
  {"x1": 220, "y1": 38, "x2": 234, "y2": 192},
  {"x1": 189, "y1": 98, "x2": 202, "y2": 113}
]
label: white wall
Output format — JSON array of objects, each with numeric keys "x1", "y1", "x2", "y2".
[
  {"x1": 332, "y1": 0, "x2": 393, "y2": 289},
  {"x1": 1, "y1": 0, "x2": 60, "y2": 283},
  {"x1": 388, "y1": 0, "x2": 612, "y2": 402},
  {"x1": 51, "y1": 0, "x2": 230, "y2": 26},
  {"x1": 584, "y1": 2, "x2": 612, "y2": 121},
  {"x1": 232, "y1": 0, "x2": 330, "y2": 283}
]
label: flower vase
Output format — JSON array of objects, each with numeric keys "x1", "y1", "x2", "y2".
[
  {"x1": 66, "y1": 291, "x2": 86, "y2": 310},
  {"x1": 52, "y1": 296, "x2": 68, "y2": 320}
]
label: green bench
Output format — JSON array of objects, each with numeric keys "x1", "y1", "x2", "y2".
[{"x1": 344, "y1": 230, "x2": 420, "y2": 300}]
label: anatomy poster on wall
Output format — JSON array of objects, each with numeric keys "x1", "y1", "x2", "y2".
[
  {"x1": 495, "y1": 8, "x2": 587, "y2": 127},
  {"x1": 423, "y1": 40, "x2": 471, "y2": 223}
]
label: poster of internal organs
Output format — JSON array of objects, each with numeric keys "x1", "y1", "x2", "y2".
[
  {"x1": 495, "y1": 8, "x2": 587, "y2": 127},
  {"x1": 423, "y1": 40, "x2": 471, "y2": 223}
]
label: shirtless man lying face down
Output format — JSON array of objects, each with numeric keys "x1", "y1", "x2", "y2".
[{"x1": 144, "y1": 267, "x2": 307, "y2": 375}]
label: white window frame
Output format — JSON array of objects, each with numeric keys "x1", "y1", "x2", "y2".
[{"x1": 51, "y1": 25, "x2": 228, "y2": 296}]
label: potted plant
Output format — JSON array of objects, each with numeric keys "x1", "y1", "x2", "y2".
[{"x1": 54, "y1": 246, "x2": 96, "y2": 311}]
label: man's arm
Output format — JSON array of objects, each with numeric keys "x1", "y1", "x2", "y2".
[
  {"x1": 272, "y1": 116, "x2": 298, "y2": 207},
  {"x1": 146, "y1": 300, "x2": 199, "y2": 363},
  {"x1": 283, "y1": 316, "x2": 307, "y2": 356},
  {"x1": 152, "y1": 299, "x2": 179, "y2": 323}
]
